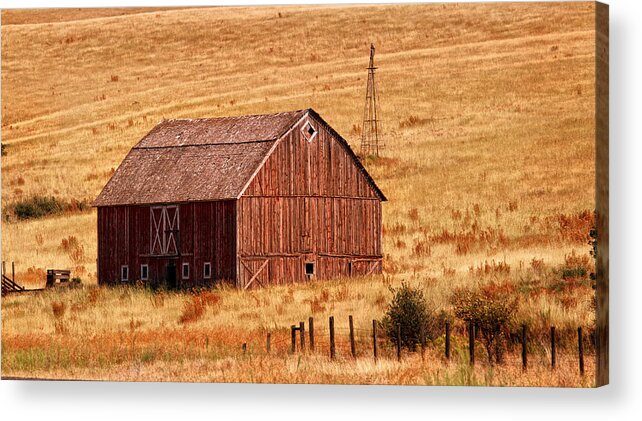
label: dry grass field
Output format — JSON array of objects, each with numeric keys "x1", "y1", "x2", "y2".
[{"x1": 1, "y1": 3, "x2": 597, "y2": 385}]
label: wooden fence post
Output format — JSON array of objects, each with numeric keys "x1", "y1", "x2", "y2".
[
  {"x1": 299, "y1": 321, "x2": 306, "y2": 352},
  {"x1": 469, "y1": 322, "x2": 475, "y2": 366},
  {"x1": 266, "y1": 332, "x2": 271, "y2": 354},
  {"x1": 291, "y1": 325, "x2": 297, "y2": 354},
  {"x1": 578, "y1": 327, "x2": 585, "y2": 376},
  {"x1": 372, "y1": 320, "x2": 378, "y2": 362},
  {"x1": 308, "y1": 317, "x2": 314, "y2": 352},
  {"x1": 309, "y1": 317, "x2": 315, "y2": 352},
  {"x1": 349, "y1": 315, "x2": 356, "y2": 358},
  {"x1": 329, "y1": 316, "x2": 335, "y2": 360},
  {"x1": 12, "y1": 261, "x2": 15, "y2": 282},
  {"x1": 2, "y1": 261, "x2": 5, "y2": 276},
  {"x1": 550, "y1": 326, "x2": 556, "y2": 369},
  {"x1": 445, "y1": 321, "x2": 451, "y2": 360},
  {"x1": 242, "y1": 343, "x2": 247, "y2": 354},
  {"x1": 420, "y1": 323, "x2": 426, "y2": 362},
  {"x1": 396, "y1": 324, "x2": 402, "y2": 362},
  {"x1": 521, "y1": 324, "x2": 527, "y2": 371}
]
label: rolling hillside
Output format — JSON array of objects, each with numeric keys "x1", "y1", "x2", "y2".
[
  {"x1": 1, "y1": 3, "x2": 595, "y2": 276},
  {"x1": 1, "y1": 3, "x2": 598, "y2": 385}
]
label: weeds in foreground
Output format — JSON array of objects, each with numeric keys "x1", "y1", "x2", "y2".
[
  {"x1": 51, "y1": 301, "x2": 67, "y2": 333},
  {"x1": 179, "y1": 291, "x2": 221, "y2": 324}
]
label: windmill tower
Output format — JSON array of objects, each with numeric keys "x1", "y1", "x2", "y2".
[{"x1": 360, "y1": 43, "x2": 384, "y2": 157}]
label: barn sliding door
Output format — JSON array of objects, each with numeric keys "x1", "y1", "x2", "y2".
[{"x1": 150, "y1": 205, "x2": 179, "y2": 255}]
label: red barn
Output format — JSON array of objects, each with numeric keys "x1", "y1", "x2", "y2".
[{"x1": 93, "y1": 109, "x2": 386, "y2": 289}]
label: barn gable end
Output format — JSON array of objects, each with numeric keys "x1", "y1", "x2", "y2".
[
  {"x1": 236, "y1": 110, "x2": 385, "y2": 288},
  {"x1": 241, "y1": 110, "x2": 386, "y2": 200}
]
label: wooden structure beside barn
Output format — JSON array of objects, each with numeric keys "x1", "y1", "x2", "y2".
[{"x1": 93, "y1": 109, "x2": 386, "y2": 289}]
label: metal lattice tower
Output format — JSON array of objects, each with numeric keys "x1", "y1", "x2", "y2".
[{"x1": 360, "y1": 43, "x2": 384, "y2": 157}]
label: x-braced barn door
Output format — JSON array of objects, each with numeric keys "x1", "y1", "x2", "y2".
[
  {"x1": 150, "y1": 205, "x2": 179, "y2": 255},
  {"x1": 240, "y1": 258, "x2": 269, "y2": 289},
  {"x1": 351, "y1": 259, "x2": 381, "y2": 277}
]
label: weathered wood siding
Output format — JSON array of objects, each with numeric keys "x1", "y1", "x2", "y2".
[
  {"x1": 97, "y1": 201, "x2": 236, "y2": 287},
  {"x1": 237, "y1": 114, "x2": 383, "y2": 287}
]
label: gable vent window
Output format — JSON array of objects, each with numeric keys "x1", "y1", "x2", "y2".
[
  {"x1": 301, "y1": 121, "x2": 317, "y2": 143},
  {"x1": 182, "y1": 263, "x2": 190, "y2": 280}
]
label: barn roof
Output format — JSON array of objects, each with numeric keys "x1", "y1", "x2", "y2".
[{"x1": 93, "y1": 109, "x2": 385, "y2": 206}]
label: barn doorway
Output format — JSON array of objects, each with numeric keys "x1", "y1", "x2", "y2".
[{"x1": 166, "y1": 263, "x2": 177, "y2": 290}]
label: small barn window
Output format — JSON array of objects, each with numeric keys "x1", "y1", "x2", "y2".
[
  {"x1": 203, "y1": 262, "x2": 211, "y2": 279},
  {"x1": 182, "y1": 263, "x2": 190, "y2": 280},
  {"x1": 140, "y1": 264, "x2": 149, "y2": 281},
  {"x1": 305, "y1": 262, "x2": 315, "y2": 276},
  {"x1": 121, "y1": 265, "x2": 129, "y2": 282},
  {"x1": 301, "y1": 121, "x2": 317, "y2": 142}
]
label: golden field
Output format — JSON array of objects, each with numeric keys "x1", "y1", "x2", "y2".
[{"x1": 1, "y1": 3, "x2": 597, "y2": 385}]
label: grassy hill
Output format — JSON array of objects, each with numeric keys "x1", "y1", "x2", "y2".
[{"x1": 1, "y1": 3, "x2": 597, "y2": 385}]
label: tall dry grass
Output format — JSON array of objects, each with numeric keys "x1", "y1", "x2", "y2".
[{"x1": 2, "y1": 283, "x2": 595, "y2": 385}]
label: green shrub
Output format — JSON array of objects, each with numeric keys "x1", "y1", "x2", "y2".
[
  {"x1": 381, "y1": 283, "x2": 437, "y2": 351},
  {"x1": 451, "y1": 286, "x2": 516, "y2": 364},
  {"x1": 8, "y1": 196, "x2": 91, "y2": 221},
  {"x1": 558, "y1": 250, "x2": 591, "y2": 281},
  {"x1": 14, "y1": 196, "x2": 63, "y2": 220},
  {"x1": 561, "y1": 266, "x2": 587, "y2": 279}
]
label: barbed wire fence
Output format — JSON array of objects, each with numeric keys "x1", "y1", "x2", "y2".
[{"x1": 237, "y1": 315, "x2": 593, "y2": 376}]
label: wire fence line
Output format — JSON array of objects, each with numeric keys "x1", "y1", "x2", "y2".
[{"x1": 237, "y1": 315, "x2": 592, "y2": 375}]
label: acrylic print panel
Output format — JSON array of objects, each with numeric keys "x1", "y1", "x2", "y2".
[{"x1": 0, "y1": 2, "x2": 608, "y2": 387}]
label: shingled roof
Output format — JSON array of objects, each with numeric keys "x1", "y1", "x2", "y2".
[{"x1": 93, "y1": 109, "x2": 385, "y2": 206}]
